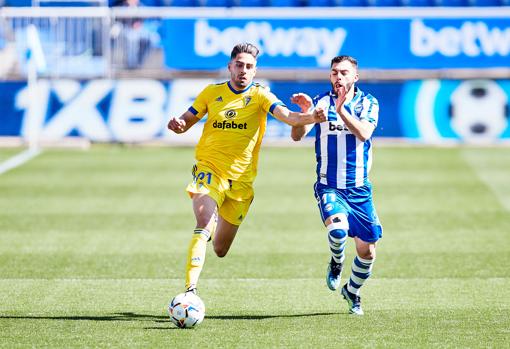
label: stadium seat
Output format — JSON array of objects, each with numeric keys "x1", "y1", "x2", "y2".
[
  {"x1": 139, "y1": 0, "x2": 161, "y2": 5},
  {"x1": 238, "y1": 0, "x2": 269, "y2": 6},
  {"x1": 307, "y1": 0, "x2": 335, "y2": 6},
  {"x1": 271, "y1": 0, "x2": 302, "y2": 6},
  {"x1": 337, "y1": 0, "x2": 368, "y2": 6},
  {"x1": 4, "y1": 0, "x2": 33, "y2": 5},
  {"x1": 203, "y1": 0, "x2": 232, "y2": 6},
  {"x1": 372, "y1": 0, "x2": 401, "y2": 5},
  {"x1": 404, "y1": 0, "x2": 435, "y2": 6},
  {"x1": 437, "y1": 0, "x2": 469, "y2": 5},
  {"x1": 170, "y1": 0, "x2": 198, "y2": 5},
  {"x1": 470, "y1": 0, "x2": 502, "y2": 5}
]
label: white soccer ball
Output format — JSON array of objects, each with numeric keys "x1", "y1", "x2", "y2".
[{"x1": 168, "y1": 292, "x2": 205, "y2": 328}]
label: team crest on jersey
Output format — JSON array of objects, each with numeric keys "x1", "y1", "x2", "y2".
[
  {"x1": 244, "y1": 96, "x2": 252, "y2": 106},
  {"x1": 225, "y1": 109, "x2": 237, "y2": 119},
  {"x1": 215, "y1": 96, "x2": 223, "y2": 102},
  {"x1": 354, "y1": 103, "x2": 363, "y2": 115}
]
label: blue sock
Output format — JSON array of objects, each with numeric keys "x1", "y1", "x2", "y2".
[
  {"x1": 327, "y1": 223, "x2": 347, "y2": 265},
  {"x1": 347, "y1": 256, "x2": 374, "y2": 295}
]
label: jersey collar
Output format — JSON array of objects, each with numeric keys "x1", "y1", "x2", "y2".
[{"x1": 227, "y1": 81, "x2": 254, "y2": 94}]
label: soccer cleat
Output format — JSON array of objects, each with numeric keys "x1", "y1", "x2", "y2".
[
  {"x1": 326, "y1": 258, "x2": 343, "y2": 291},
  {"x1": 341, "y1": 284, "x2": 364, "y2": 315}
]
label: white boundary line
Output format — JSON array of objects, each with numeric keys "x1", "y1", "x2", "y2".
[
  {"x1": 0, "y1": 148, "x2": 41, "y2": 176},
  {"x1": 462, "y1": 150, "x2": 510, "y2": 212}
]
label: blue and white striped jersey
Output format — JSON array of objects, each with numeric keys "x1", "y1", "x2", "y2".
[{"x1": 312, "y1": 87, "x2": 379, "y2": 189}]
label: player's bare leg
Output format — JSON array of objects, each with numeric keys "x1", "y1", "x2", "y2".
[
  {"x1": 185, "y1": 194, "x2": 217, "y2": 293},
  {"x1": 341, "y1": 238, "x2": 376, "y2": 315},
  {"x1": 213, "y1": 217, "x2": 239, "y2": 257}
]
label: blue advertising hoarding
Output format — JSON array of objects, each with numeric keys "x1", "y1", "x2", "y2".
[
  {"x1": 0, "y1": 78, "x2": 509, "y2": 144},
  {"x1": 159, "y1": 9, "x2": 510, "y2": 70}
]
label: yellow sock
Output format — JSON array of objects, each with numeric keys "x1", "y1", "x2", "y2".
[{"x1": 185, "y1": 228, "x2": 210, "y2": 290}]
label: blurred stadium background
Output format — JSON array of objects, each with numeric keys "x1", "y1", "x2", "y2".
[{"x1": 0, "y1": 0, "x2": 509, "y2": 146}]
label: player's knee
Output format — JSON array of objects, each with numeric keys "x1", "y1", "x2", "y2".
[
  {"x1": 213, "y1": 243, "x2": 229, "y2": 258},
  {"x1": 359, "y1": 248, "x2": 376, "y2": 261},
  {"x1": 326, "y1": 214, "x2": 348, "y2": 239}
]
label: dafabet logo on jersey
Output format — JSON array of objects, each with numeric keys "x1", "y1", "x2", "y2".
[{"x1": 213, "y1": 109, "x2": 248, "y2": 130}]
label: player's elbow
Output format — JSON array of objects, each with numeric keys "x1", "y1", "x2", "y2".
[
  {"x1": 291, "y1": 133, "x2": 304, "y2": 141},
  {"x1": 285, "y1": 118, "x2": 300, "y2": 127},
  {"x1": 358, "y1": 134, "x2": 369, "y2": 142},
  {"x1": 357, "y1": 129, "x2": 374, "y2": 142}
]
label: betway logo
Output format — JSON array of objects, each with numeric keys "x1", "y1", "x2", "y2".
[
  {"x1": 194, "y1": 20, "x2": 346, "y2": 67},
  {"x1": 411, "y1": 19, "x2": 510, "y2": 57}
]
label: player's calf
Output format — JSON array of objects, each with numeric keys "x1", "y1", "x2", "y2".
[{"x1": 325, "y1": 219, "x2": 347, "y2": 290}]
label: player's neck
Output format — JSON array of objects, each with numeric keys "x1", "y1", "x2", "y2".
[{"x1": 229, "y1": 80, "x2": 251, "y2": 92}]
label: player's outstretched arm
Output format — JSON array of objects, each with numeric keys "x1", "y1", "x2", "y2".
[
  {"x1": 168, "y1": 111, "x2": 200, "y2": 134},
  {"x1": 272, "y1": 105, "x2": 326, "y2": 127},
  {"x1": 290, "y1": 93, "x2": 315, "y2": 141}
]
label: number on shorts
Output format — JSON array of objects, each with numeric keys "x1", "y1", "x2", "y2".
[
  {"x1": 196, "y1": 171, "x2": 212, "y2": 184},
  {"x1": 322, "y1": 193, "x2": 335, "y2": 204}
]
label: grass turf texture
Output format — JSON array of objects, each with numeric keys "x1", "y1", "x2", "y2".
[{"x1": 0, "y1": 145, "x2": 509, "y2": 348}]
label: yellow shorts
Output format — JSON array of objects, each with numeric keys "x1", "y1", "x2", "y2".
[{"x1": 186, "y1": 163, "x2": 254, "y2": 226}]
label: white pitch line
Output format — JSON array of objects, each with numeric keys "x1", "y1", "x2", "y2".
[
  {"x1": 462, "y1": 150, "x2": 510, "y2": 212},
  {"x1": 0, "y1": 148, "x2": 41, "y2": 175}
]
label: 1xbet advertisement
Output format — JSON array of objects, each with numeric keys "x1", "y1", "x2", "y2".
[{"x1": 0, "y1": 79, "x2": 509, "y2": 144}]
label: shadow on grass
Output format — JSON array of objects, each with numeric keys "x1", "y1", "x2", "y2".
[
  {"x1": 1, "y1": 311, "x2": 339, "y2": 329},
  {"x1": 0, "y1": 312, "x2": 167, "y2": 322},
  {"x1": 206, "y1": 312, "x2": 338, "y2": 320},
  {"x1": 144, "y1": 311, "x2": 340, "y2": 330}
]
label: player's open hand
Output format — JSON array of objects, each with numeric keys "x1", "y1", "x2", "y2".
[
  {"x1": 290, "y1": 93, "x2": 313, "y2": 112},
  {"x1": 168, "y1": 117, "x2": 186, "y2": 134},
  {"x1": 313, "y1": 107, "x2": 327, "y2": 123},
  {"x1": 335, "y1": 85, "x2": 347, "y2": 112}
]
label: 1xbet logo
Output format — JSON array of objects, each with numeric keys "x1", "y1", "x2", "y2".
[{"x1": 329, "y1": 122, "x2": 349, "y2": 131}]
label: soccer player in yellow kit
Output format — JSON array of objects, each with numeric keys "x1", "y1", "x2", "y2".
[{"x1": 168, "y1": 43, "x2": 326, "y2": 295}]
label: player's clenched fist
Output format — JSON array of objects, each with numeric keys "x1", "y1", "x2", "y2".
[
  {"x1": 313, "y1": 107, "x2": 327, "y2": 123},
  {"x1": 168, "y1": 117, "x2": 186, "y2": 134}
]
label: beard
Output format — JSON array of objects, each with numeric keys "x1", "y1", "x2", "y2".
[
  {"x1": 228, "y1": 69, "x2": 252, "y2": 90},
  {"x1": 331, "y1": 81, "x2": 353, "y2": 96}
]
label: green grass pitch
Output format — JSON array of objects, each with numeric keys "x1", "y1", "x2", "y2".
[{"x1": 0, "y1": 145, "x2": 509, "y2": 348}]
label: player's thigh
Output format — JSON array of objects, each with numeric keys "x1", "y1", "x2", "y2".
[
  {"x1": 186, "y1": 163, "x2": 229, "y2": 227},
  {"x1": 191, "y1": 194, "x2": 218, "y2": 230},
  {"x1": 219, "y1": 181, "x2": 254, "y2": 226},
  {"x1": 314, "y1": 183, "x2": 349, "y2": 227},
  {"x1": 347, "y1": 186, "x2": 383, "y2": 243}
]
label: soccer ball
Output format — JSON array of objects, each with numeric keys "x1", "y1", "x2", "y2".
[{"x1": 168, "y1": 292, "x2": 205, "y2": 328}]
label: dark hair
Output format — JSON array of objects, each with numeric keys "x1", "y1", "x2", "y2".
[
  {"x1": 230, "y1": 43, "x2": 260, "y2": 60},
  {"x1": 331, "y1": 55, "x2": 358, "y2": 69}
]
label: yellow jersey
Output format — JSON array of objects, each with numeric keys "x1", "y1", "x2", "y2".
[{"x1": 189, "y1": 81, "x2": 283, "y2": 182}]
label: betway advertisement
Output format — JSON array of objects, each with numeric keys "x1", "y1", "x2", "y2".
[
  {"x1": 161, "y1": 16, "x2": 510, "y2": 69},
  {"x1": 1, "y1": 79, "x2": 509, "y2": 144}
]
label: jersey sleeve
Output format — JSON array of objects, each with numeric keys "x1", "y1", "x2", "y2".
[
  {"x1": 188, "y1": 85, "x2": 210, "y2": 119},
  {"x1": 360, "y1": 95, "x2": 379, "y2": 127},
  {"x1": 258, "y1": 86, "x2": 285, "y2": 115}
]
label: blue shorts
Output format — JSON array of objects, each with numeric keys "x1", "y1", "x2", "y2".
[{"x1": 314, "y1": 182, "x2": 383, "y2": 243}]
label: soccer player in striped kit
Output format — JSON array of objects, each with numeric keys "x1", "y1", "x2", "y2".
[{"x1": 291, "y1": 55, "x2": 382, "y2": 315}]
